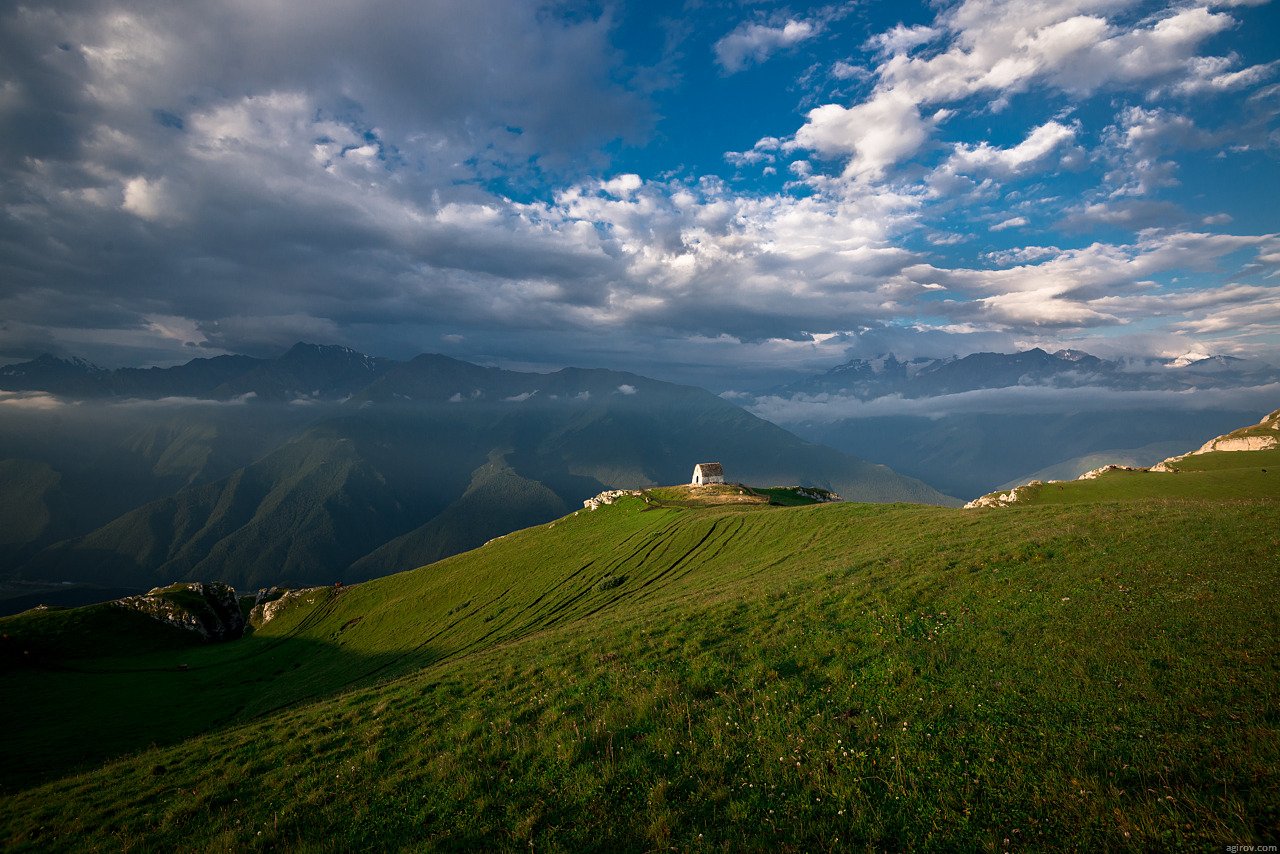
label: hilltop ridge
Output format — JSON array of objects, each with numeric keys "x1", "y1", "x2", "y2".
[{"x1": 965, "y1": 407, "x2": 1280, "y2": 508}]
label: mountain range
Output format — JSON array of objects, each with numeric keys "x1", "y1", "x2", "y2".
[
  {"x1": 0, "y1": 344, "x2": 954, "y2": 597},
  {"x1": 761, "y1": 347, "x2": 1280, "y2": 400},
  {"x1": 738, "y1": 347, "x2": 1280, "y2": 499}
]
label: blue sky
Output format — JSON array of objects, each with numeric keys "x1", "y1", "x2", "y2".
[{"x1": 1, "y1": 0, "x2": 1278, "y2": 389}]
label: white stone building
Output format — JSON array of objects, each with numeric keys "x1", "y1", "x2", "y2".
[{"x1": 691, "y1": 462, "x2": 725, "y2": 485}]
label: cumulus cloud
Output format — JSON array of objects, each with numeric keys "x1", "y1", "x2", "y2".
[
  {"x1": 784, "y1": 0, "x2": 1257, "y2": 181},
  {"x1": 867, "y1": 24, "x2": 940, "y2": 57},
  {"x1": 715, "y1": 18, "x2": 819, "y2": 73},
  {"x1": 790, "y1": 92, "x2": 938, "y2": 181},
  {"x1": 941, "y1": 121, "x2": 1083, "y2": 181}
]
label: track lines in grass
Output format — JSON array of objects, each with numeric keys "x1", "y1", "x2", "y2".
[
  {"x1": 636, "y1": 519, "x2": 727, "y2": 595},
  {"x1": 516, "y1": 559, "x2": 598, "y2": 623},
  {"x1": 602, "y1": 514, "x2": 688, "y2": 575}
]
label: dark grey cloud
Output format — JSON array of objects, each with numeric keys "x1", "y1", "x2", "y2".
[{"x1": 0, "y1": 0, "x2": 658, "y2": 362}]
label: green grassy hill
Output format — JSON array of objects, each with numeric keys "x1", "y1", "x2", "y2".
[
  {"x1": 967, "y1": 408, "x2": 1280, "y2": 508},
  {"x1": 3, "y1": 439, "x2": 1278, "y2": 852}
]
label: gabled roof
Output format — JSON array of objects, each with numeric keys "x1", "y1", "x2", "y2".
[{"x1": 694, "y1": 462, "x2": 724, "y2": 476}]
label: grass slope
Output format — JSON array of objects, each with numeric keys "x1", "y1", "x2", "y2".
[
  {"x1": 1010, "y1": 450, "x2": 1279, "y2": 504},
  {"x1": 2, "y1": 482, "x2": 1278, "y2": 851}
]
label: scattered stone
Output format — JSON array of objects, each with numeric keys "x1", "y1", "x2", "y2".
[
  {"x1": 788, "y1": 486, "x2": 842, "y2": 503},
  {"x1": 964, "y1": 486, "x2": 1030, "y2": 509},
  {"x1": 583, "y1": 489, "x2": 641, "y2": 511},
  {"x1": 1078, "y1": 464, "x2": 1138, "y2": 480}
]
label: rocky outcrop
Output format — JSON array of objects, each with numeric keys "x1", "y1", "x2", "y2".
[
  {"x1": 1189, "y1": 434, "x2": 1277, "y2": 454},
  {"x1": 249, "y1": 587, "x2": 327, "y2": 628},
  {"x1": 114, "y1": 582, "x2": 245, "y2": 641},
  {"x1": 967, "y1": 407, "x2": 1280, "y2": 508},
  {"x1": 1078, "y1": 464, "x2": 1138, "y2": 480},
  {"x1": 964, "y1": 483, "x2": 1038, "y2": 509},
  {"x1": 583, "y1": 490, "x2": 642, "y2": 511},
  {"x1": 790, "y1": 487, "x2": 842, "y2": 503},
  {"x1": 1156, "y1": 407, "x2": 1280, "y2": 468}
]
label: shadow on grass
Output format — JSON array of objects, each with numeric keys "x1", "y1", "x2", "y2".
[{"x1": 0, "y1": 626, "x2": 440, "y2": 793}]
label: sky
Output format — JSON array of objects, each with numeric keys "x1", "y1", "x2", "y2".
[{"x1": 2, "y1": 0, "x2": 1279, "y2": 390}]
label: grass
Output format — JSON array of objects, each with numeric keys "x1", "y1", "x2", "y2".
[
  {"x1": 986, "y1": 447, "x2": 1280, "y2": 506},
  {"x1": 1, "y1": 483, "x2": 1278, "y2": 851}
]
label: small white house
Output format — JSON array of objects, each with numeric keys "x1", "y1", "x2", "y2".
[{"x1": 691, "y1": 462, "x2": 725, "y2": 485}]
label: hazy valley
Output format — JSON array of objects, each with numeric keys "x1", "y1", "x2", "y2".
[{"x1": 1, "y1": 344, "x2": 954, "y2": 602}]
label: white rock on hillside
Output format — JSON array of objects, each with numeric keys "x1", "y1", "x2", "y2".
[
  {"x1": 250, "y1": 587, "x2": 327, "y2": 628},
  {"x1": 1078, "y1": 464, "x2": 1137, "y2": 480},
  {"x1": 114, "y1": 581, "x2": 244, "y2": 640},
  {"x1": 583, "y1": 490, "x2": 641, "y2": 511},
  {"x1": 964, "y1": 484, "x2": 1036, "y2": 509},
  {"x1": 1155, "y1": 407, "x2": 1280, "y2": 468},
  {"x1": 1190, "y1": 434, "x2": 1278, "y2": 454}
]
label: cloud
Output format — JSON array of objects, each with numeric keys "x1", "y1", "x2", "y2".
[
  {"x1": 867, "y1": 24, "x2": 940, "y2": 56},
  {"x1": 0, "y1": 0, "x2": 1276, "y2": 384},
  {"x1": 1097, "y1": 106, "x2": 1217, "y2": 197},
  {"x1": 715, "y1": 18, "x2": 819, "y2": 73},
  {"x1": 104, "y1": 391, "x2": 259, "y2": 408},
  {"x1": 941, "y1": 120, "x2": 1082, "y2": 181},
  {"x1": 0, "y1": 390, "x2": 68, "y2": 410},
  {"x1": 746, "y1": 382, "x2": 1280, "y2": 424},
  {"x1": 984, "y1": 246, "x2": 1062, "y2": 265},
  {"x1": 602, "y1": 174, "x2": 643, "y2": 197},
  {"x1": 121, "y1": 176, "x2": 177, "y2": 221},
  {"x1": 1173, "y1": 58, "x2": 1279, "y2": 95},
  {"x1": 830, "y1": 61, "x2": 871, "y2": 81},
  {"x1": 783, "y1": 0, "x2": 1255, "y2": 181},
  {"x1": 790, "y1": 92, "x2": 938, "y2": 181}
]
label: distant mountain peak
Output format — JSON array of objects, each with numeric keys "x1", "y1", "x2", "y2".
[
  {"x1": 281, "y1": 342, "x2": 379, "y2": 365},
  {"x1": 763, "y1": 346, "x2": 1277, "y2": 403},
  {"x1": 1165, "y1": 352, "x2": 1215, "y2": 368},
  {"x1": 1, "y1": 353, "x2": 108, "y2": 376},
  {"x1": 1166, "y1": 353, "x2": 1244, "y2": 370}
]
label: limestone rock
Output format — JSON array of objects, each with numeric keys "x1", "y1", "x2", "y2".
[
  {"x1": 114, "y1": 581, "x2": 245, "y2": 641},
  {"x1": 1078, "y1": 464, "x2": 1137, "y2": 480},
  {"x1": 249, "y1": 587, "x2": 327, "y2": 628},
  {"x1": 583, "y1": 489, "x2": 641, "y2": 511}
]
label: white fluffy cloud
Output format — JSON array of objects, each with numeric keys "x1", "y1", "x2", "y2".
[
  {"x1": 790, "y1": 93, "x2": 938, "y2": 181},
  {"x1": 715, "y1": 18, "x2": 818, "y2": 73},
  {"x1": 784, "y1": 0, "x2": 1254, "y2": 181},
  {"x1": 943, "y1": 121, "x2": 1082, "y2": 180}
]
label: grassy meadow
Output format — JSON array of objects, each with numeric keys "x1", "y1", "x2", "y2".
[{"x1": 1, "y1": 461, "x2": 1278, "y2": 851}]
